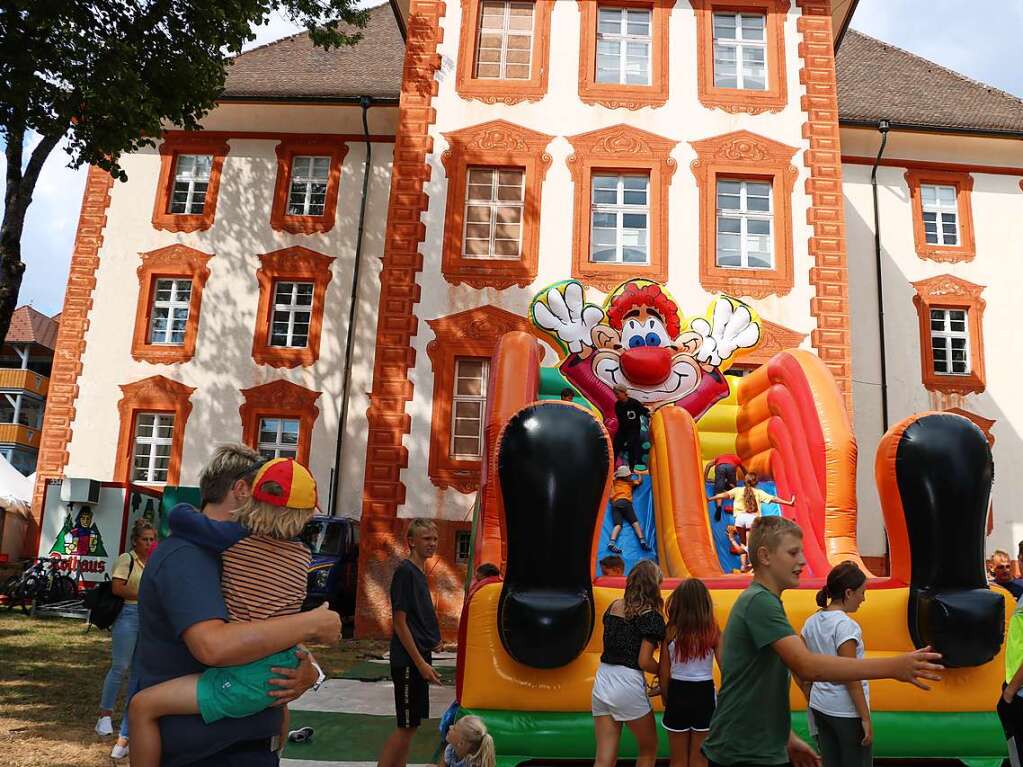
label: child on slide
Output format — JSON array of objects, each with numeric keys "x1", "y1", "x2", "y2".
[
  {"x1": 128, "y1": 458, "x2": 321, "y2": 767},
  {"x1": 608, "y1": 465, "x2": 650, "y2": 554},
  {"x1": 709, "y1": 472, "x2": 794, "y2": 565}
]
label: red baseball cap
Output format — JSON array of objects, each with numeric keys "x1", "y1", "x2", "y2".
[{"x1": 251, "y1": 458, "x2": 318, "y2": 509}]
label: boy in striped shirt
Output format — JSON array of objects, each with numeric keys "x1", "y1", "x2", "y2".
[{"x1": 129, "y1": 458, "x2": 323, "y2": 766}]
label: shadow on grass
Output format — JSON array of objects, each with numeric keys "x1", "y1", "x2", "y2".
[{"x1": 0, "y1": 611, "x2": 118, "y2": 757}]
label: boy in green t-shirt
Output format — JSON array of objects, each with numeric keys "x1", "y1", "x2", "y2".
[
  {"x1": 702, "y1": 517, "x2": 943, "y2": 767},
  {"x1": 998, "y1": 592, "x2": 1023, "y2": 762}
]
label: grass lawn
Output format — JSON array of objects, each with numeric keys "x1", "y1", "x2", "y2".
[{"x1": 0, "y1": 611, "x2": 388, "y2": 767}]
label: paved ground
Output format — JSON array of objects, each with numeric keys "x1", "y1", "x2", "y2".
[{"x1": 281, "y1": 653, "x2": 457, "y2": 766}]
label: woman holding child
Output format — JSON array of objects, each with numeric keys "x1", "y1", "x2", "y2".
[{"x1": 591, "y1": 559, "x2": 665, "y2": 767}]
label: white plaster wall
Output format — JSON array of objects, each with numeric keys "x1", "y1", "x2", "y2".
[
  {"x1": 843, "y1": 126, "x2": 1023, "y2": 556},
  {"x1": 398, "y1": 2, "x2": 819, "y2": 520},
  {"x1": 65, "y1": 103, "x2": 395, "y2": 517}
]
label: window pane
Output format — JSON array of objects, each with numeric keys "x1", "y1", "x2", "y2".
[{"x1": 713, "y1": 13, "x2": 737, "y2": 39}]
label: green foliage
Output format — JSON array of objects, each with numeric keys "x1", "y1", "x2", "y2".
[{"x1": 0, "y1": 0, "x2": 369, "y2": 179}]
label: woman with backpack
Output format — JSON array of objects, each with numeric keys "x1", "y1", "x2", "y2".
[{"x1": 95, "y1": 519, "x2": 156, "y2": 759}]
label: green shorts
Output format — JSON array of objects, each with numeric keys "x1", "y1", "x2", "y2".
[{"x1": 196, "y1": 647, "x2": 300, "y2": 724}]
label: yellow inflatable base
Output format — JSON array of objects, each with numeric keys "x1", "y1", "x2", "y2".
[{"x1": 461, "y1": 583, "x2": 1007, "y2": 713}]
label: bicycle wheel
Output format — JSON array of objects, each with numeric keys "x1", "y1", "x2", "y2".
[
  {"x1": 2, "y1": 575, "x2": 20, "y2": 611},
  {"x1": 51, "y1": 575, "x2": 78, "y2": 603},
  {"x1": 18, "y1": 575, "x2": 40, "y2": 614}
]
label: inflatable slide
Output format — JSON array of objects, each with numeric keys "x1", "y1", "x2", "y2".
[{"x1": 458, "y1": 279, "x2": 1008, "y2": 764}]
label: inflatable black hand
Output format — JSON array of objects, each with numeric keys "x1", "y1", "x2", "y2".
[
  {"x1": 881, "y1": 412, "x2": 1004, "y2": 667},
  {"x1": 496, "y1": 403, "x2": 609, "y2": 668}
]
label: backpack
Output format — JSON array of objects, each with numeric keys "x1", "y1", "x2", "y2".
[{"x1": 85, "y1": 556, "x2": 134, "y2": 630}]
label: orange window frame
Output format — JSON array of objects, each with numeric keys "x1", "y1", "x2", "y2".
[
  {"x1": 690, "y1": 130, "x2": 798, "y2": 298},
  {"x1": 251, "y1": 246, "x2": 335, "y2": 369},
  {"x1": 911, "y1": 274, "x2": 986, "y2": 396},
  {"x1": 577, "y1": 0, "x2": 676, "y2": 110},
  {"x1": 426, "y1": 305, "x2": 532, "y2": 493},
  {"x1": 440, "y1": 120, "x2": 553, "y2": 290},
  {"x1": 567, "y1": 124, "x2": 677, "y2": 291},
  {"x1": 113, "y1": 376, "x2": 195, "y2": 485},
  {"x1": 456, "y1": 0, "x2": 554, "y2": 104},
  {"x1": 270, "y1": 137, "x2": 348, "y2": 234},
  {"x1": 130, "y1": 245, "x2": 213, "y2": 365},
  {"x1": 239, "y1": 380, "x2": 321, "y2": 467},
  {"x1": 152, "y1": 133, "x2": 230, "y2": 233},
  {"x1": 692, "y1": 0, "x2": 789, "y2": 114},
  {"x1": 905, "y1": 169, "x2": 976, "y2": 262}
]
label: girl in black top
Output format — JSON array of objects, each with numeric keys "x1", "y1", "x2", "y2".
[{"x1": 591, "y1": 559, "x2": 665, "y2": 767}]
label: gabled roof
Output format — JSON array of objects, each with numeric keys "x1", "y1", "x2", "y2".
[
  {"x1": 7, "y1": 306, "x2": 59, "y2": 349},
  {"x1": 221, "y1": 2, "x2": 403, "y2": 102},
  {"x1": 837, "y1": 30, "x2": 1023, "y2": 136}
]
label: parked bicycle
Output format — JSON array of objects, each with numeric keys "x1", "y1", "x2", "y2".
[{"x1": 2, "y1": 557, "x2": 79, "y2": 614}]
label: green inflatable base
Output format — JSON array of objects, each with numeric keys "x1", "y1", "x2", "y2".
[{"x1": 460, "y1": 708, "x2": 1007, "y2": 765}]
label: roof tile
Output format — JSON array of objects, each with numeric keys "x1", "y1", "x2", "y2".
[
  {"x1": 837, "y1": 31, "x2": 1023, "y2": 135},
  {"x1": 6, "y1": 306, "x2": 59, "y2": 349},
  {"x1": 222, "y1": 2, "x2": 403, "y2": 101}
]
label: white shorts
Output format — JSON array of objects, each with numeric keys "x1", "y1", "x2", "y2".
[
  {"x1": 735, "y1": 512, "x2": 757, "y2": 529},
  {"x1": 591, "y1": 663, "x2": 651, "y2": 722}
]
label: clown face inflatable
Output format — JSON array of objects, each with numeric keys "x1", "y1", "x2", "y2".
[{"x1": 531, "y1": 279, "x2": 761, "y2": 434}]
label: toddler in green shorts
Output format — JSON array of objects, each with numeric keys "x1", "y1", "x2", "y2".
[{"x1": 128, "y1": 458, "x2": 319, "y2": 767}]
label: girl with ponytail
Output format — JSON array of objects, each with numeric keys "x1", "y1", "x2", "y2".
[
  {"x1": 708, "y1": 473, "x2": 794, "y2": 568},
  {"x1": 800, "y1": 561, "x2": 872, "y2": 766},
  {"x1": 442, "y1": 715, "x2": 496, "y2": 767}
]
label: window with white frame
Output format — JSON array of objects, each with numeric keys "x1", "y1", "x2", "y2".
[
  {"x1": 930, "y1": 308, "x2": 970, "y2": 375},
  {"x1": 474, "y1": 1, "x2": 534, "y2": 80},
  {"x1": 257, "y1": 417, "x2": 300, "y2": 459},
  {"x1": 270, "y1": 282, "x2": 314, "y2": 348},
  {"x1": 451, "y1": 358, "x2": 489, "y2": 459},
  {"x1": 595, "y1": 7, "x2": 651, "y2": 85},
  {"x1": 148, "y1": 278, "x2": 192, "y2": 345},
  {"x1": 921, "y1": 184, "x2": 959, "y2": 246},
  {"x1": 590, "y1": 174, "x2": 650, "y2": 264},
  {"x1": 463, "y1": 167, "x2": 525, "y2": 260},
  {"x1": 287, "y1": 156, "x2": 330, "y2": 216},
  {"x1": 132, "y1": 412, "x2": 174, "y2": 483},
  {"x1": 712, "y1": 12, "x2": 767, "y2": 90},
  {"x1": 169, "y1": 154, "x2": 213, "y2": 214},
  {"x1": 716, "y1": 179, "x2": 773, "y2": 269}
]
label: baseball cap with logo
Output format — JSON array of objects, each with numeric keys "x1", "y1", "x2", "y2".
[{"x1": 251, "y1": 458, "x2": 318, "y2": 510}]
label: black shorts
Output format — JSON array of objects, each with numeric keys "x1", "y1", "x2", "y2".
[
  {"x1": 611, "y1": 499, "x2": 638, "y2": 527},
  {"x1": 392, "y1": 664, "x2": 430, "y2": 728},
  {"x1": 662, "y1": 679, "x2": 715, "y2": 732}
]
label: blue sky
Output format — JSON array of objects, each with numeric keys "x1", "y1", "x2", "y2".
[{"x1": 10, "y1": 0, "x2": 1022, "y2": 317}]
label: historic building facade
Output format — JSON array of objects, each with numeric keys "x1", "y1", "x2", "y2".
[{"x1": 30, "y1": 0, "x2": 1023, "y2": 637}]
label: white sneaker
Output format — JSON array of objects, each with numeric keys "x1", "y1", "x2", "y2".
[
  {"x1": 95, "y1": 716, "x2": 113, "y2": 736},
  {"x1": 111, "y1": 740, "x2": 129, "y2": 759}
]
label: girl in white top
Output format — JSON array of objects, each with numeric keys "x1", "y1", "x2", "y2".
[
  {"x1": 658, "y1": 578, "x2": 722, "y2": 767},
  {"x1": 800, "y1": 561, "x2": 871, "y2": 767}
]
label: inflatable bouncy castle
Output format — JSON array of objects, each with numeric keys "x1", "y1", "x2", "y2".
[{"x1": 454, "y1": 279, "x2": 1008, "y2": 764}]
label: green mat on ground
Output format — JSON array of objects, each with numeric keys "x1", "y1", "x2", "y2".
[
  {"x1": 340, "y1": 659, "x2": 457, "y2": 685},
  {"x1": 285, "y1": 710, "x2": 444, "y2": 762}
]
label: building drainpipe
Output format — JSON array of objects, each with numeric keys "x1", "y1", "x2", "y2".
[
  {"x1": 870, "y1": 119, "x2": 891, "y2": 434},
  {"x1": 328, "y1": 96, "x2": 374, "y2": 517}
]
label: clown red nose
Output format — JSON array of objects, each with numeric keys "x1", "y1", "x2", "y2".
[{"x1": 620, "y1": 345, "x2": 673, "y2": 386}]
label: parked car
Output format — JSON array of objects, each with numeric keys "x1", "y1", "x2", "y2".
[{"x1": 301, "y1": 515, "x2": 358, "y2": 620}]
